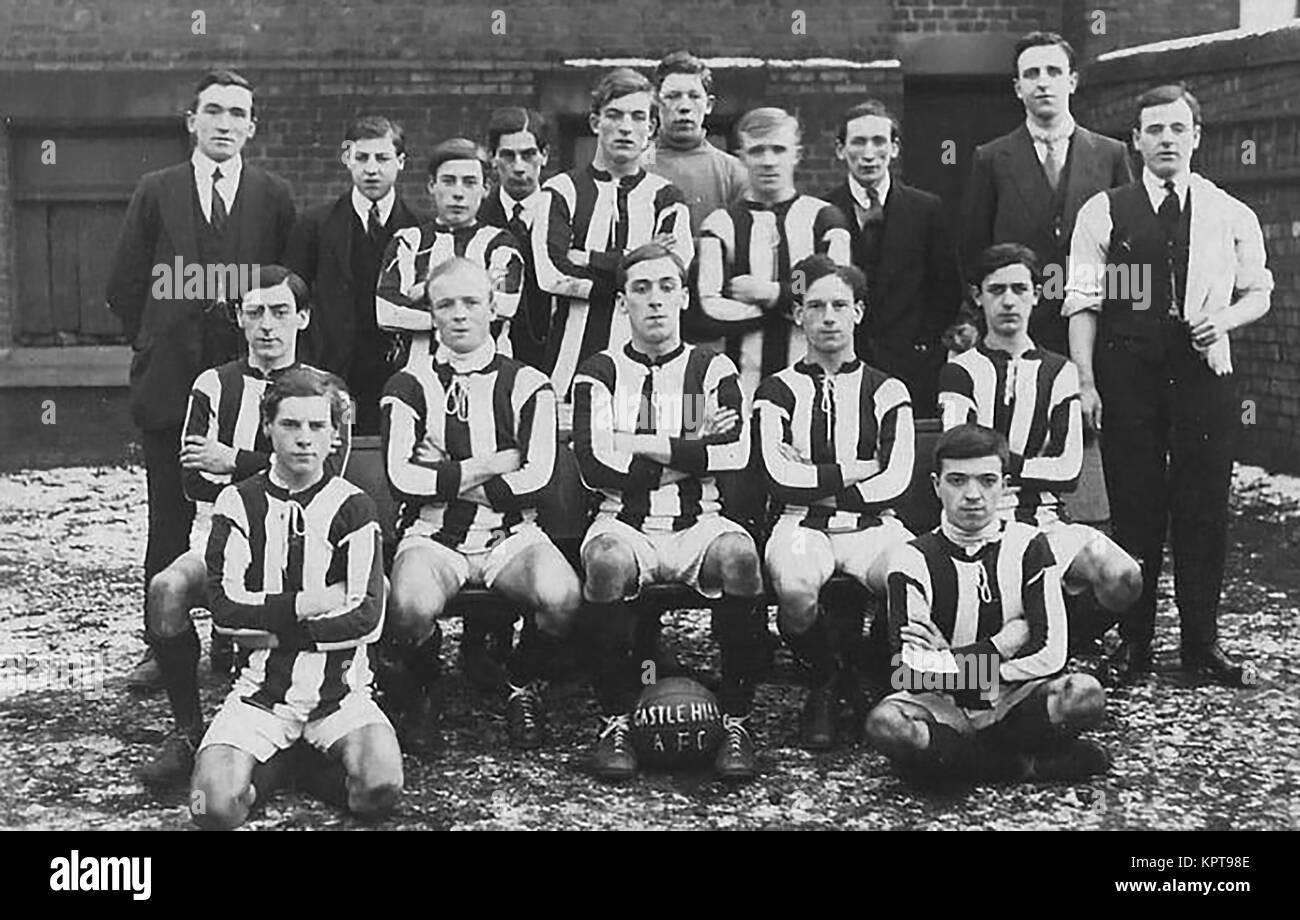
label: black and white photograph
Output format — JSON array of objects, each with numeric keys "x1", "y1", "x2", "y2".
[{"x1": 0, "y1": 0, "x2": 1295, "y2": 861}]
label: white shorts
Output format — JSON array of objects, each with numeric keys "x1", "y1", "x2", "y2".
[
  {"x1": 189, "y1": 505, "x2": 215, "y2": 557},
  {"x1": 395, "y1": 520, "x2": 553, "y2": 591},
  {"x1": 1039, "y1": 520, "x2": 1124, "y2": 596},
  {"x1": 199, "y1": 685, "x2": 392, "y2": 763},
  {"x1": 765, "y1": 514, "x2": 913, "y2": 593},
  {"x1": 582, "y1": 514, "x2": 751, "y2": 600}
]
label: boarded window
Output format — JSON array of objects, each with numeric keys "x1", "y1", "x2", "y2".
[{"x1": 11, "y1": 126, "x2": 188, "y2": 346}]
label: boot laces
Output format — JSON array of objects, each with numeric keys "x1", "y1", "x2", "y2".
[
  {"x1": 722, "y1": 714, "x2": 751, "y2": 752},
  {"x1": 599, "y1": 713, "x2": 631, "y2": 749},
  {"x1": 508, "y1": 682, "x2": 542, "y2": 729}
]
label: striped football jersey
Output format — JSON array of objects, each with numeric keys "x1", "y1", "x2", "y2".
[
  {"x1": 573, "y1": 342, "x2": 747, "y2": 531},
  {"x1": 182, "y1": 358, "x2": 351, "y2": 504},
  {"x1": 206, "y1": 470, "x2": 385, "y2": 720},
  {"x1": 755, "y1": 358, "x2": 913, "y2": 532},
  {"x1": 697, "y1": 195, "x2": 852, "y2": 401},
  {"x1": 887, "y1": 519, "x2": 1068, "y2": 692},
  {"x1": 375, "y1": 220, "x2": 523, "y2": 365},
  {"x1": 380, "y1": 342, "x2": 555, "y2": 551},
  {"x1": 937, "y1": 343, "x2": 1083, "y2": 524},
  {"x1": 534, "y1": 165, "x2": 693, "y2": 400}
]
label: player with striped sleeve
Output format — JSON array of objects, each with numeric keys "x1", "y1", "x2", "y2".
[
  {"x1": 696, "y1": 107, "x2": 853, "y2": 403},
  {"x1": 534, "y1": 68, "x2": 693, "y2": 402},
  {"x1": 866, "y1": 423, "x2": 1110, "y2": 787},
  {"x1": 573, "y1": 243, "x2": 767, "y2": 782},
  {"x1": 138, "y1": 266, "x2": 351, "y2": 790},
  {"x1": 938, "y1": 244, "x2": 1140, "y2": 644},
  {"x1": 380, "y1": 258, "x2": 580, "y2": 754},
  {"x1": 756, "y1": 255, "x2": 915, "y2": 751},
  {"x1": 190, "y1": 366, "x2": 399, "y2": 829},
  {"x1": 375, "y1": 138, "x2": 524, "y2": 368}
]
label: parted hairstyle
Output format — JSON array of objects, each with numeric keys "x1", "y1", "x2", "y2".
[
  {"x1": 654, "y1": 50, "x2": 715, "y2": 95},
  {"x1": 972, "y1": 242, "x2": 1042, "y2": 288},
  {"x1": 792, "y1": 253, "x2": 867, "y2": 305},
  {"x1": 343, "y1": 114, "x2": 406, "y2": 157},
  {"x1": 836, "y1": 99, "x2": 901, "y2": 145},
  {"x1": 1134, "y1": 82, "x2": 1202, "y2": 128},
  {"x1": 616, "y1": 242, "x2": 688, "y2": 291},
  {"x1": 591, "y1": 68, "x2": 657, "y2": 122},
  {"x1": 734, "y1": 106, "x2": 801, "y2": 143},
  {"x1": 243, "y1": 264, "x2": 311, "y2": 313},
  {"x1": 1013, "y1": 31, "x2": 1077, "y2": 73},
  {"x1": 487, "y1": 106, "x2": 552, "y2": 154},
  {"x1": 260, "y1": 366, "x2": 350, "y2": 429},
  {"x1": 934, "y1": 423, "x2": 1011, "y2": 474},
  {"x1": 427, "y1": 137, "x2": 491, "y2": 180},
  {"x1": 191, "y1": 69, "x2": 255, "y2": 118}
]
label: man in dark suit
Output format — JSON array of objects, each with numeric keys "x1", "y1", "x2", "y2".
[
  {"x1": 962, "y1": 32, "x2": 1132, "y2": 356},
  {"x1": 822, "y1": 100, "x2": 960, "y2": 417},
  {"x1": 285, "y1": 115, "x2": 420, "y2": 435},
  {"x1": 106, "y1": 69, "x2": 295, "y2": 690},
  {"x1": 478, "y1": 106, "x2": 552, "y2": 373}
]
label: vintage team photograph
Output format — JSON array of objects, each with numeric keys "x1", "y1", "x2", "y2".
[{"x1": 0, "y1": 0, "x2": 1296, "y2": 843}]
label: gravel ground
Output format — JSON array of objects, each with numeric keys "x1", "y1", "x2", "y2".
[{"x1": 1, "y1": 464, "x2": 1297, "y2": 830}]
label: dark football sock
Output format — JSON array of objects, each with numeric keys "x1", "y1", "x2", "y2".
[
  {"x1": 780, "y1": 609, "x2": 837, "y2": 687},
  {"x1": 295, "y1": 747, "x2": 349, "y2": 810},
  {"x1": 903, "y1": 722, "x2": 1028, "y2": 786},
  {"x1": 249, "y1": 746, "x2": 295, "y2": 807},
  {"x1": 632, "y1": 604, "x2": 663, "y2": 662},
  {"x1": 507, "y1": 618, "x2": 566, "y2": 687},
  {"x1": 584, "y1": 600, "x2": 635, "y2": 715},
  {"x1": 150, "y1": 627, "x2": 202, "y2": 742},
  {"x1": 402, "y1": 622, "x2": 444, "y2": 692},
  {"x1": 985, "y1": 690, "x2": 1072, "y2": 755},
  {"x1": 712, "y1": 596, "x2": 767, "y2": 715}
]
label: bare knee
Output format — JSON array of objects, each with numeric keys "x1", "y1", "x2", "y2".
[
  {"x1": 387, "y1": 579, "x2": 445, "y2": 645},
  {"x1": 348, "y1": 774, "x2": 402, "y2": 820},
  {"x1": 190, "y1": 783, "x2": 251, "y2": 831},
  {"x1": 865, "y1": 702, "x2": 928, "y2": 757},
  {"x1": 148, "y1": 567, "x2": 198, "y2": 638},
  {"x1": 583, "y1": 536, "x2": 637, "y2": 603},
  {"x1": 773, "y1": 575, "x2": 821, "y2": 633},
  {"x1": 1055, "y1": 674, "x2": 1105, "y2": 728},
  {"x1": 708, "y1": 533, "x2": 762, "y2": 595},
  {"x1": 535, "y1": 571, "x2": 582, "y2": 635}
]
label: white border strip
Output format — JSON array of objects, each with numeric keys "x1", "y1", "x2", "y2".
[{"x1": 1097, "y1": 19, "x2": 1300, "y2": 61}]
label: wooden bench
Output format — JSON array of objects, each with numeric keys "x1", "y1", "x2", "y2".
[{"x1": 344, "y1": 419, "x2": 942, "y2": 616}]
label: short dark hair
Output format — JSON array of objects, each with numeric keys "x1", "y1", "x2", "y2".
[
  {"x1": 792, "y1": 254, "x2": 867, "y2": 305},
  {"x1": 427, "y1": 137, "x2": 490, "y2": 180},
  {"x1": 591, "y1": 68, "x2": 656, "y2": 123},
  {"x1": 836, "y1": 99, "x2": 901, "y2": 145},
  {"x1": 344, "y1": 114, "x2": 406, "y2": 157},
  {"x1": 191, "y1": 69, "x2": 255, "y2": 119},
  {"x1": 244, "y1": 264, "x2": 311, "y2": 313},
  {"x1": 973, "y1": 243, "x2": 1041, "y2": 288},
  {"x1": 261, "y1": 366, "x2": 349, "y2": 429},
  {"x1": 654, "y1": 50, "x2": 714, "y2": 95},
  {"x1": 1133, "y1": 83, "x2": 1202, "y2": 129},
  {"x1": 1013, "y1": 31, "x2": 1077, "y2": 74},
  {"x1": 616, "y1": 242, "x2": 687, "y2": 291},
  {"x1": 934, "y1": 423, "x2": 1010, "y2": 474},
  {"x1": 487, "y1": 107, "x2": 551, "y2": 154}
]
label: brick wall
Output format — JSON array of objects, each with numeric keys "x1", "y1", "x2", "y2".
[
  {"x1": 1066, "y1": 0, "x2": 1242, "y2": 60},
  {"x1": 0, "y1": 125, "x2": 11, "y2": 350},
  {"x1": 895, "y1": 0, "x2": 1059, "y2": 34},
  {"x1": 1075, "y1": 25, "x2": 1300, "y2": 472}
]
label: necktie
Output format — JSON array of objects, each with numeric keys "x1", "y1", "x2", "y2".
[
  {"x1": 1043, "y1": 139, "x2": 1063, "y2": 191},
  {"x1": 1158, "y1": 180, "x2": 1182, "y2": 317},
  {"x1": 512, "y1": 201, "x2": 524, "y2": 224},
  {"x1": 210, "y1": 167, "x2": 228, "y2": 234},
  {"x1": 636, "y1": 367, "x2": 657, "y2": 434},
  {"x1": 861, "y1": 184, "x2": 884, "y2": 259},
  {"x1": 367, "y1": 202, "x2": 381, "y2": 240}
]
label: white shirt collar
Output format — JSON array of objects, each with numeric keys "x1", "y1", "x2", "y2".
[
  {"x1": 1026, "y1": 114, "x2": 1076, "y2": 145},
  {"x1": 191, "y1": 148, "x2": 242, "y2": 187},
  {"x1": 1142, "y1": 166, "x2": 1190, "y2": 210},
  {"x1": 352, "y1": 186, "x2": 396, "y2": 227},
  {"x1": 434, "y1": 338, "x2": 497, "y2": 373},
  {"x1": 500, "y1": 187, "x2": 542, "y2": 225},
  {"x1": 848, "y1": 172, "x2": 890, "y2": 210}
]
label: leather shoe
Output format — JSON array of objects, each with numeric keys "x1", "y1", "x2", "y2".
[
  {"x1": 1182, "y1": 643, "x2": 1257, "y2": 687},
  {"x1": 1105, "y1": 639, "x2": 1151, "y2": 685}
]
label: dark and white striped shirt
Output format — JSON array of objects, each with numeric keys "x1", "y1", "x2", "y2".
[
  {"x1": 573, "y1": 342, "x2": 746, "y2": 531},
  {"x1": 381, "y1": 341, "x2": 555, "y2": 551},
  {"x1": 887, "y1": 520, "x2": 1068, "y2": 693},
  {"x1": 375, "y1": 220, "x2": 523, "y2": 364},
  {"x1": 697, "y1": 196, "x2": 852, "y2": 401},
  {"x1": 182, "y1": 358, "x2": 351, "y2": 504},
  {"x1": 206, "y1": 471, "x2": 385, "y2": 720},
  {"x1": 938, "y1": 343, "x2": 1083, "y2": 523},
  {"x1": 755, "y1": 358, "x2": 913, "y2": 531},
  {"x1": 534, "y1": 165, "x2": 693, "y2": 400}
]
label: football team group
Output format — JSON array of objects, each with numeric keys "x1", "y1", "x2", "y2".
[{"x1": 104, "y1": 34, "x2": 1272, "y2": 829}]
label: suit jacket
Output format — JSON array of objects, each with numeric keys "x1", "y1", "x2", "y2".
[
  {"x1": 962, "y1": 124, "x2": 1132, "y2": 352},
  {"x1": 106, "y1": 161, "x2": 295, "y2": 431},
  {"x1": 284, "y1": 191, "x2": 421, "y2": 377},
  {"x1": 822, "y1": 179, "x2": 960, "y2": 412},
  {"x1": 479, "y1": 190, "x2": 552, "y2": 372}
]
